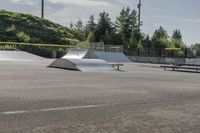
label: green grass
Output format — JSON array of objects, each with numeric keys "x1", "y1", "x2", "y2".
[{"x1": 0, "y1": 10, "x2": 79, "y2": 44}]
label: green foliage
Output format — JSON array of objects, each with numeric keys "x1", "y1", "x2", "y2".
[
  {"x1": 152, "y1": 26, "x2": 169, "y2": 40},
  {"x1": 0, "y1": 10, "x2": 78, "y2": 44},
  {"x1": 0, "y1": 44, "x2": 15, "y2": 50},
  {"x1": 191, "y1": 43, "x2": 200, "y2": 57},
  {"x1": 16, "y1": 32, "x2": 30, "y2": 42},
  {"x1": 86, "y1": 15, "x2": 97, "y2": 33},
  {"x1": 116, "y1": 7, "x2": 139, "y2": 50},
  {"x1": 171, "y1": 39, "x2": 186, "y2": 49},
  {"x1": 142, "y1": 35, "x2": 152, "y2": 48},
  {"x1": 172, "y1": 29, "x2": 182, "y2": 41},
  {"x1": 130, "y1": 29, "x2": 139, "y2": 48},
  {"x1": 96, "y1": 11, "x2": 115, "y2": 42},
  {"x1": 87, "y1": 32, "x2": 96, "y2": 42},
  {"x1": 73, "y1": 19, "x2": 85, "y2": 41},
  {"x1": 84, "y1": 15, "x2": 97, "y2": 41},
  {"x1": 101, "y1": 30, "x2": 112, "y2": 44}
]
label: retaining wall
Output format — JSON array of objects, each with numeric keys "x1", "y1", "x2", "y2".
[{"x1": 128, "y1": 56, "x2": 186, "y2": 64}]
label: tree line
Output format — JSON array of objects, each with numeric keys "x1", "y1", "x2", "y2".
[{"x1": 70, "y1": 7, "x2": 186, "y2": 55}]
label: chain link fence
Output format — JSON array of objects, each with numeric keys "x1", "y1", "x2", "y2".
[
  {"x1": 128, "y1": 48, "x2": 193, "y2": 58},
  {"x1": 77, "y1": 42, "x2": 123, "y2": 53}
]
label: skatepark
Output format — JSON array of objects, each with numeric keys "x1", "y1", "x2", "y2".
[
  {"x1": 1, "y1": 49, "x2": 200, "y2": 132},
  {"x1": 49, "y1": 48, "x2": 131, "y2": 71}
]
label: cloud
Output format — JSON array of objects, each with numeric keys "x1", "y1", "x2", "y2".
[
  {"x1": 180, "y1": 18, "x2": 200, "y2": 23},
  {"x1": 6, "y1": 0, "x2": 109, "y2": 7},
  {"x1": 153, "y1": 15, "x2": 200, "y2": 23},
  {"x1": 47, "y1": 0, "x2": 109, "y2": 7},
  {"x1": 6, "y1": 0, "x2": 38, "y2": 5}
]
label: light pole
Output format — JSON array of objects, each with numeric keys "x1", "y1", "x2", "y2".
[
  {"x1": 41, "y1": 0, "x2": 44, "y2": 18},
  {"x1": 137, "y1": 0, "x2": 142, "y2": 31}
]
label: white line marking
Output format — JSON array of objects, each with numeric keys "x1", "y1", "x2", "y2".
[{"x1": 1, "y1": 104, "x2": 106, "y2": 115}]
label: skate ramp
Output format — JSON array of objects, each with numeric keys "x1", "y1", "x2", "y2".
[
  {"x1": 62, "y1": 48, "x2": 89, "y2": 59},
  {"x1": 0, "y1": 51, "x2": 45, "y2": 61},
  {"x1": 49, "y1": 58, "x2": 114, "y2": 71},
  {"x1": 94, "y1": 51, "x2": 131, "y2": 62},
  {"x1": 48, "y1": 48, "x2": 130, "y2": 71},
  {"x1": 62, "y1": 48, "x2": 130, "y2": 63}
]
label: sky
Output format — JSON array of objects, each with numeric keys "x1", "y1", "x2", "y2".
[{"x1": 0, "y1": 0, "x2": 200, "y2": 45}]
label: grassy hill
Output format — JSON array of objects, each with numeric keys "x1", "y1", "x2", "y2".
[{"x1": 0, "y1": 10, "x2": 79, "y2": 44}]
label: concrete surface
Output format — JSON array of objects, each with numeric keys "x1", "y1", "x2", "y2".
[
  {"x1": 0, "y1": 51, "x2": 46, "y2": 61},
  {"x1": 1, "y1": 60, "x2": 200, "y2": 133}
]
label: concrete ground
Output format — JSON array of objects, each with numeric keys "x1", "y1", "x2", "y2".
[{"x1": 1, "y1": 60, "x2": 200, "y2": 133}]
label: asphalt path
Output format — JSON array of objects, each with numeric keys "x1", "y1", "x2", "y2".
[{"x1": 1, "y1": 60, "x2": 200, "y2": 133}]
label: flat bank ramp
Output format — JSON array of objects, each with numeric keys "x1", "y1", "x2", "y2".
[
  {"x1": 0, "y1": 51, "x2": 45, "y2": 61},
  {"x1": 94, "y1": 51, "x2": 131, "y2": 62},
  {"x1": 49, "y1": 58, "x2": 115, "y2": 71}
]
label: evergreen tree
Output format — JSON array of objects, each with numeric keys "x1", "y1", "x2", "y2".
[
  {"x1": 85, "y1": 15, "x2": 97, "y2": 41},
  {"x1": 172, "y1": 29, "x2": 182, "y2": 41},
  {"x1": 152, "y1": 26, "x2": 168, "y2": 40},
  {"x1": 142, "y1": 35, "x2": 152, "y2": 48},
  {"x1": 96, "y1": 11, "x2": 115, "y2": 43},
  {"x1": 191, "y1": 43, "x2": 200, "y2": 57},
  {"x1": 152, "y1": 26, "x2": 169, "y2": 48},
  {"x1": 102, "y1": 30, "x2": 112, "y2": 44},
  {"x1": 74, "y1": 19, "x2": 85, "y2": 41},
  {"x1": 87, "y1": 31, "x2": 96, "y2": 42},
  {"x1": 75, "y1": 18, "x2": 84, "y2": 31},
  {"x1": 130, "y1": 29, "x2": 138, "y2": 48},
  {"x1": 116, "y1": 7, "x2": 139, "y2": 50},
  {"x1": 86, "y1": 15, "x2": 97, "y2": 32},
  {"x1": 70, "y1": 22, "x2": 74, "y2": 29}
]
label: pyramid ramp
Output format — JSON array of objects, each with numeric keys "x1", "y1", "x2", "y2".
[{"x1": 49, "y1": 58, "x2": 115, "y2": 71}]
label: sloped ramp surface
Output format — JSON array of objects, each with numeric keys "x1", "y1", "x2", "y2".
[
  {"x1": 49, "y1": 58, "x2": 114, "y2": 71},
  {"x1": 48, "y1": 58, "x2": 77, "y2": 70},
  {"x1": 94, "y1": 51, "x2": 131, "y2": 62},
  {"x1": 62, "y1": 48, "x2": 131, "y2": 63},
  {"x1": 0, "y1": 51, "x2": 45, "y2": 61}
]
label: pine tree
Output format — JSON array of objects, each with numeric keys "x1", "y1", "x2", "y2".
[
  {"x1": 87, "y1": 31, "x2": 96, "y2": 42},
  {"x1": 172, "y1": 29, "x2": 182, "y2": 41},
  {"x1": 74, "y1": 19, "x2": 85, "y2": 41},
  {"x1": 96, "y1": 11, "x2": 115, "y2": 42},
  {"x1": 152, "y1": 26, "x2": 168, "y2": 40},
  {"x1": 75, "y1": 18, "x2": 84, "y2": 31},
  {"x1": 116, "y1": 7, "x2": 139, "y2": 50},
  {"x1": 130, "y1": 29, "x2": 138, "y2": 48},
  {"x1": 102, "y1": 30, "x2": 112, "y2": 44},
  {"x1": 152, "y1": 26, "x2": 169, "y2": 48},
  {"x1": 86, "y1": 15, "x2": 97, "y2": 32}
]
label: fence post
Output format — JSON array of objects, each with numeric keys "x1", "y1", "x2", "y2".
[
  {"x1": 148, "y1": 48, "x2": 151, "y2": 56},
  {"x1": 137, "y1": 48, "x2": 140, "y2": 56},
  {"x1": 184, "y1": 49, "x2": 188, "y2": 58},
  {"x1": 159, "y1": 49, "x2": 162, "y2": 57}
]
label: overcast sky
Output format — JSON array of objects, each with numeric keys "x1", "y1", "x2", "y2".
[{"x1": 0, "y1": 0, "x2": 200, "y2": 45}]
